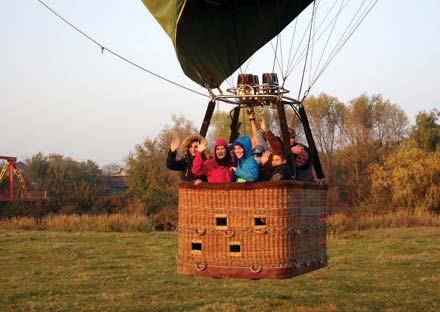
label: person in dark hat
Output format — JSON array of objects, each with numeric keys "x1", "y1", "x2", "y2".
[
  {"x1": 251, "y1": 144, "x2": 265, "y2": 164},
  {"x1": 255, "y1": 117, "x2": 292, "y2": 181},
  {"x1": 291, "y1": 144, "x2": 314, "y2": 181},
  {"x1": 288, "y1": 128, "x2": 297, "y2": 147}
]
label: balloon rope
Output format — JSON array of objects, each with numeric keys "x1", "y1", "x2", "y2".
[
  {"x1": 308, "y1": 0, "x2": 320, "y2": 87},
  {"x1": 284, "y1": 14, "x2": 313, "y2": 83},
  {"x1": 276, "y1": 0, "x2": 285, "y2": 76},
  {"x1": 284, "y1": 18, "x2": 298, "y2": 82},
  {"x1": 285, "y1": 0, "x2": 347, "y2": 81},
  {"x1": 272, "y1": 35, "x2": 280, "y2": 73},
  {"x1": 36, "y1": 0, "x2": 209, "y2": 98},
  {"x1": 310, "y1": 0, "x2": 346, "y2": 83},
  {"x1": 298, "y1": 1, "x2": 317, "y2": 99},
  {"x1": 310, "y1": 0, "x2": 378, "y2": 89}
]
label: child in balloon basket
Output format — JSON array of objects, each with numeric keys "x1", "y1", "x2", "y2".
[
  {"x1": 251, "y1": 144, "x2": 271, "y2": 181},
  {"x1": 269, "y1": 151, "x2": 293, "y2": 181},
  {"x1": 166, "y1": 134, "x2": 208, "y2": 183},
  {"x1": 255, "y1": 118, "x2": 292, "y2": 181},
  {"x1": 192, "y1": 138, "x2": 233, "y2": 183},
  {"x1": 260, "y1": 116, "x2": 317, "y2": 181},
  {"x1": 230, "y1": 136, "x2": 259, "y2": 182}
]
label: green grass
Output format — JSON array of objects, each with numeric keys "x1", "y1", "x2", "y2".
[{"x1": 1, "y1": 228, "x2": 439, "y2": 311}]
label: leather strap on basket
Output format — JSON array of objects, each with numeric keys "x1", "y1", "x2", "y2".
[
  {"x1": 254, "y1": 229, "x2": 268, "y2": 234},
  {"x1": 224, "y1": 229, "x2": 235, "y2": 238},
  {"x1": 250, "y1": 264, "x2": 263, "y2": 273},
  {"x1": 196, "y1": 263, "x2": 207, "y2": 271},
  {"x1": 195, "y1": 228, "x2": 206, "y2": 236}
]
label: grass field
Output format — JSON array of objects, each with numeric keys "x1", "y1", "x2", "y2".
[{"x1": 1, "y1": 228, "x2": 439, "y2": 311}]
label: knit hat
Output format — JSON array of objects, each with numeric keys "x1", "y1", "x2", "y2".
[{"x1": 251, "y1": 145, "x2": 265, "y2": 155}]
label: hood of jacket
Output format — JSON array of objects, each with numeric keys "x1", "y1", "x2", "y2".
[
  {"x1": 181, "y1": 134, "x2": 210, "y2": 159},
  {"x1": 233, "y1": 136, "x2": 253, "y2": 160},
  {"x1": 213, "y1": 139, "x2": 231, "y2": 165}
]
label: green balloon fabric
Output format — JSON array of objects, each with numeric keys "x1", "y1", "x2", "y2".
[{"x1": 142, "y1": 0, "x2": 313, "y2": 88}]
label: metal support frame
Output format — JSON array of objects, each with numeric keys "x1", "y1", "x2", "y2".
[
  {"x1": 229, "y1": 105, "x2": 241, "y2": 143},
  {"x1": 297, "y1": 105, "x2": 325, "y2": 179},
  {"x1": 200, "y1": 90, "x2": 325, "y2": 181},
  {"x1": 275, "y1": 101, "x2": 296, "y2": 177},
  {"x1": 199, "y1": 100, "x2": 216, "y2": 137}
]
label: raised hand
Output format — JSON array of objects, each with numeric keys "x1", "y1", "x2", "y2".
[
  {"x1": 247, "y1": 108, "x2": 256, "y2": 121},
  {"x1": 260, "y1": 116, "x2": 268, "y2": 131},
  {"x1": 261, "y1": 150, "x2": 271, "y2": 165},
  {"x1": 291, "y1": 145, "x2": 304, "y2": 155},
  {"x1": 170, "y1": 136, "x2": 180, "y2": 152},
  {"x1": 197, "y1": 139, "x2": 208, "y2": 152}
]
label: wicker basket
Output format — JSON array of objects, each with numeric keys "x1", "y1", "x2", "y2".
[{"x1": 177, "y1": 180, "x2": 328, "y2": 279}]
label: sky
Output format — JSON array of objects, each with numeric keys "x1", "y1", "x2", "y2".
[{"x1": 1, "y1": 0, "x2": 439, "y2": 167}]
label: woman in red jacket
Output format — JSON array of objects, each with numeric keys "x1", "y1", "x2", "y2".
[{"x1": 192, "y1": 138, "x2": 233, "y2": 183}]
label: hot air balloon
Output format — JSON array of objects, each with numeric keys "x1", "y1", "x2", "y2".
[{"x1": 141, "y1": 0, "x2": 375, "y2": 279}]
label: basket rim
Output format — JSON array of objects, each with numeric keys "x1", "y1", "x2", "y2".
[{"x1": 179, "y1": 180, "x2": 328, "y2": 191}]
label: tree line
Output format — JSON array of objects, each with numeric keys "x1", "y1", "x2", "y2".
[
  {"x1": 1, "y1": 93, "x2": 439, "y2": 224},
  {"x1": 125, "y1": 93, "x2": 439, "y2": 217}
]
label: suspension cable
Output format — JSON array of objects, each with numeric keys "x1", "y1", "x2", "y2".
[
  {"x1": 284, "y1": 18, "x2": 298, "y2": 81},
  {"x1": 298, "y1": 1, "x2": 317, "y2": 99},
  {"x1": 286, "y1": 0, "x2": 348, "y2": 80},
  {"x1": 311, "y1": 0, "x2": 345, "y2": 81},
  {"x1": 309, "y1": 0, "x2": 378, "y2": 88},
  {"x1": 320, "y1": 0, "x2": 370, "y2": 70},
  {"x1": 277, "y1": 0, "x2": 285, "y2": 81},
  {"x1": 308, "y1": 0, "x2": 320, "y2": 87},
  {"x1": 36, "y1": 0, "x2": 209, "y2": 98},
  {"x1": 285, "y1": 16, "x2": 313, "y2": 81},
  {"x1": 272, "y1": 35, "x2": 280, "y2": 73}
]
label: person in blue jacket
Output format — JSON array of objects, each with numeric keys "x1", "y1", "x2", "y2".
[{"x1": 230, "y1": 136, "x2": 259, "y2": 182}]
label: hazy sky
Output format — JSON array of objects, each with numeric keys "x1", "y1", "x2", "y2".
[{"x1": 1, "y1": 0, "x2": 439, "y2": 166}]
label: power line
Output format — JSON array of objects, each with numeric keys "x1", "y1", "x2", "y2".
[{"x1": 36, "y1": 0, "x2": 209, "y2": 99}]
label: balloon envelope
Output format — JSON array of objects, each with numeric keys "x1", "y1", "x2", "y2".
[{"x1": 142, "y1": 0, "x2": 313, "y2": 88}]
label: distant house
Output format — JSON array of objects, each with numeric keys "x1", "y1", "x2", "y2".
[
  {"x1": 99, "y1": 168, "x2": 128, "y2": 196},
  {"x1": 112, "y1": 168, "x2": 127, "y2": 177}
]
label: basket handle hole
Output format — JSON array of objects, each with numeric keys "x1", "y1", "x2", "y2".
[
  {"x1": 254, "y1": 217, "x2": 266, "y2": 226},
  {"x1": 216, "y1": 217, "x2": 227, "y2": 227}
]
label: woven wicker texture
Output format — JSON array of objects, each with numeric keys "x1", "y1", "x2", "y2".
[{"x1": 177, "y1": 181, "x2": 327, "y2": 279}]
